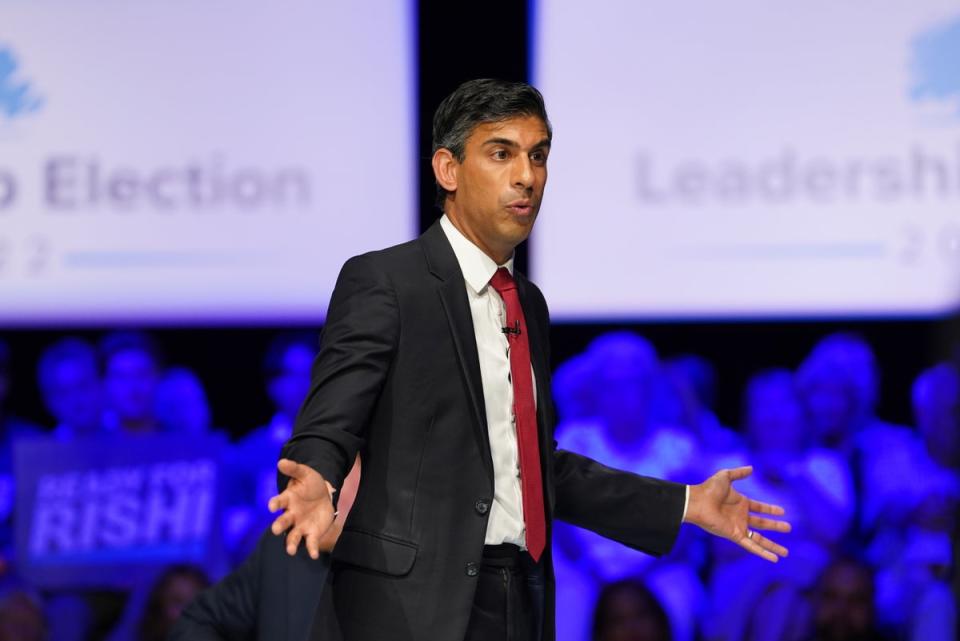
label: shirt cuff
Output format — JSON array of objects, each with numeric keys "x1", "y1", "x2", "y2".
[{"x1": 681, "y1": 484, "x2": 690, "y2": 522}]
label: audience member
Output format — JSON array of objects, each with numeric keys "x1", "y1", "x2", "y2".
[
  {"x1": 227, "y1": 333, "x2": 317, "y2": 561},
  {"x1": 156, "y1": 366, "x2": 215, "y2": 436},
  {"x1": 36, "y1": 337, "x2": 104, "y2": 440},
  {"x1": 796, "y1": 333, "x2": 915, "y2": 537},
  {"x1": 591, "y1": 578, "x2": 672, "y2": 641},
  {"x1": 100, "y1": 331, "x2": 163, "y2": 434},
  {"x1": 136, "y1": 565, "x2": 210, "y2": 641},
  {"x1": 0, "y1": 340, "x2": 42, "y2": 578},
  {"x1": 554, "y1": 332, "x2": 705, "y2": 641},
  {"x1": 869, "y1": 363, "x2": 958, "y2": 639},
  {"x1": 658, "y1": 355, "x2": 743, "y2": 455},
  {"x1": 805, "y1": 557, "x2": 890, "y2": 641},
  {"x1": 552, "y1": 353, "x2": 598, "y2": 424},
  {"x1": 705, "y1": 369, "x2": 853, "y2": 641}
]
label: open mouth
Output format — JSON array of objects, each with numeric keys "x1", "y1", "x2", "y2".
[{"x1": 507, "y1": 201, "x2": 533, "y2": 216}]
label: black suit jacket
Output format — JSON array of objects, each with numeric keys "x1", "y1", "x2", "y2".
[
  {"x1": 281, "y1": 220, "x2": 686, "y2": 641},
  {"x1": 169, "y1": 528, "x2": 340, "y2": 641}
]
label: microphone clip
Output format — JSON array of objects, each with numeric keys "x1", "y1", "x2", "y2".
[{"x1": 502, "y1": 320, "x2": 521, "y2": 336}]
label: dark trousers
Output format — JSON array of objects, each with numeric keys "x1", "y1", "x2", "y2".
[{"x1": 463, "y1": 544, "x2": 546, "y2": 641}]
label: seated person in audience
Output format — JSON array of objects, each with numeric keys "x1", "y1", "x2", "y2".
[
  {"x1": 658, "y1": 355, "x2": 743, "y2": 455},
  {"x1": 170, "y1": 458, "x2": 361, "y2": 641},
  {"x1": 591, "y1": 578, "x2": 672, "y2": 641},
  {"x1": 554, "y1": 333, "x2": 705, "y2": 641},
  {"x1": 913, "y1": 362, "x2": 959, "y2": 491},
  {"x1": 804, "y1": 556, "x2": 891, "y2": 641},
  {"x1": 100, "y1": 331, "x2": 164, "y2": 434},
  {"x1": 35, "y1": 340, "x2": 110, "y2": 641},
  {"x1": 156, "y1": 367, "x2": 217, "y2": 436},
  {"x1": 795, "y1": 333, "x2": 913, "y2": 536},
  {"x1": 705, "y1": 369, "x2": 853, "y2": 641},
  {"x1": 137, "y1": 565, "x2": 211, "y2": 641},
  {"x1": 869, "y1": 363, "x2": 958, "y2": 638},
  {"x1": 37, "y1": 337, "x2": 104, "y2": 440},
  {"x1": 552, "y1": 353, "x2": 598, "y2": 423},
  {"x1": 0, "y1": 340, "x2": 43, "y2": 577},
  {"x1": 227, "y1": 333, "x2": 317, "y2": 559}
]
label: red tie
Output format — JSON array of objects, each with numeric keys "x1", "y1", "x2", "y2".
[{"x1": 489, "y1": 267, "x2": 546, "y2": 562}]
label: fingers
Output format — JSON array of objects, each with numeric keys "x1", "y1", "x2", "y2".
[
  {"x1": 725, "y1": 466, "x2": 753, "y2": 481},
  {"x1": 305, "y1": 529, "x2": 321, "y2": 560},
  {"x1": 277, "y1": 458, "x2": 306, "y2": 480},
  {"x1": 267, "y1": 493, "x2": 288, "y2": 514},
  {"x1": 748, "y1": 514, "x2": 792, "y2": 534},
  {"x1": 748, "y1": 498, "x2": 786, "y2": 516},
  {"x1": 286, "y1": 528, "x2": 304, "y2": 556},
  {"x1": 270, "y1": 509, "x2": 295, "y2": 535},
  {"x1": 739, "y1": 530, "x2": 789, "y2": 563}
]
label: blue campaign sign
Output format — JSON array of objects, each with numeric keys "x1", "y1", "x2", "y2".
[{"x1": 14, "y1": 433, "x2": 228, "y2": 589}]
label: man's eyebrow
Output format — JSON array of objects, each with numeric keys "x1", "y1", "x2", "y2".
[
  {"x1": 482, "y1": 137, "x2": 520, "y2": 148},
  {"x1": 481, "y1": 137, "x2": 552, "y2": 150}
]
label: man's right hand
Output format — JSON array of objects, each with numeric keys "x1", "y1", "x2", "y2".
[{"x1": 268, "y1": 458, "x2": 337, "y2": 560}]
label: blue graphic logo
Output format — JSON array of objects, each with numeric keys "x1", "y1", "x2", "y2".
[
  {"x1": 0, "y1": 46, "x2": 44, "y2": 120},
  {"x1": 910, "y1": 15, "x2": 960, "y2": 116}
]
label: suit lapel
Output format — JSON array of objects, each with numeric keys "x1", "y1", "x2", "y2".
[{"x1": 420, "y1": 222, "x2": 494, "y2": 481}]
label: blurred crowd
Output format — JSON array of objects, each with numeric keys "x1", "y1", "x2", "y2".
[
  {"x1": 553, "y1": 332, "x2": 958, "y2": 641},
  {"x1": 0, "y1": 329, "x2": 955, "y2": 641},
  {"x1": 0, "y1": 331, "x2": 316, "y2": 641}
]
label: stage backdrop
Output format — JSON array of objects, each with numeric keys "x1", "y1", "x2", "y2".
[
  {"x1": 532, "y1": 1, "x2": 960, "y2": 320},
  {"x1": 0, "y1": 0, "x2": 415, "y2": 325}
]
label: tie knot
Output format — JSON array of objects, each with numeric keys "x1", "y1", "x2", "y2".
[{"x1": 488, "y1": 267, "x2": 516, "y2": 294}]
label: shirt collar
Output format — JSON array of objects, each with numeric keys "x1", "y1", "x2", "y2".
[{"x1": 439, "y1": 214, "x2": 514, "y2": 294}]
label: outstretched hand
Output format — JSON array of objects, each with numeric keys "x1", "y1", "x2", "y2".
[
  {"x1": 268, "y1": 459, "x2": 337, "y2": 560},
  {"x1": 684, "y1": 466, "x2": 791, "y2": 562}
]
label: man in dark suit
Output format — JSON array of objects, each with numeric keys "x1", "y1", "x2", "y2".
[{"x1": 268, "y1": 79, "x2": 790, "y2": 641}]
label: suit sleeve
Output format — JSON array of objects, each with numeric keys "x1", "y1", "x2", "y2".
[
  {"x1": 552, "y1": 450, "x2": 686, "y2": 557},
  {"x1": 280, "y1": 253, "x2": 400, "y2": 490}
]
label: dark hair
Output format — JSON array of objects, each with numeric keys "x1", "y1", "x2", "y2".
[
  {"x1": 431, "y1": 78, "x2": 552, "y2": 208},
  {"x1": 37, "y1": 337, "x2": 99, "y2": 394},
  {"x1": 99, "y1": 330, "x2": 164, "y2": 371},
  {"x1": 591, "y1": 578, "x2": 672, "y2": 641},
  {"x1": 263, "y1": 331, "x2": 318, "y2": 380},
  {"x1": 137, "y1": 564, "x2": 210, "y2": 641}
]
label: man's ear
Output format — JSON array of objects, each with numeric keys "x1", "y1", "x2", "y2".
[{"x1": 432, "y1": 148, "x2": 458, "y2": 194}]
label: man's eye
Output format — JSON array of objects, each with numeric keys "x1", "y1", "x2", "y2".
[
  {"x1": 531, "y1": 152, "x2": 547, "y2": 163},
  {"x1": 493, "y1": 150, "x2": 509, "y2": 160}
]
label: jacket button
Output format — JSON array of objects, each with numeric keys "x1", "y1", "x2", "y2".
[
  {"x1": 465, "y1": 562, "x2": 479, "y2": 577},
  {"x1": 474, "y1": 499, "x2": 490, "y2": 515}
]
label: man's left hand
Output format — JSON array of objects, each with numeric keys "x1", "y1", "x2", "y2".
[{"x1": 684, "y1": 466, "x2": 791, "y2": 562}]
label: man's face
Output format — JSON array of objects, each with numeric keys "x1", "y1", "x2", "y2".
[
  {"x1": 44, "y1": 357, "x2": 102, "y2": 432},
  {"x1": 441, "y1": 115, "x2": 550, "y2": 262},
  {"x1": 104, "y1": 348, "x2": 158, "y2": 425}
]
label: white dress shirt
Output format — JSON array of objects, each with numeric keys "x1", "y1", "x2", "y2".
[
  {"x1": 438, "y1": 215, "x2": 689, "y2": 547},
  {"x1": 440, "y1": 215, "x2": 530, "y2": 547}
]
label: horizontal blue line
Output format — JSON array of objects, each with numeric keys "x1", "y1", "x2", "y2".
[
  {"x1": 64, "y1": 251, "x2": 252, "y2": 268},
  {"x1": 677, "y1": 242, "x2": 887, "y2": 260}
]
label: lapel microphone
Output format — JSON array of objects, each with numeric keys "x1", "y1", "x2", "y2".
[{"x1": 502, "y1": 320, "x2": 521, "y2": 336}]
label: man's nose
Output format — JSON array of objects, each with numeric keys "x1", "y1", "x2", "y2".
[{"x1": 512, "y1": 156, "x2": 534, "y2": 190}]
